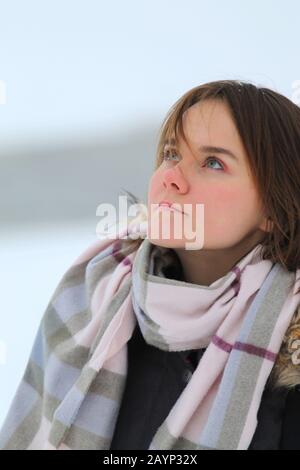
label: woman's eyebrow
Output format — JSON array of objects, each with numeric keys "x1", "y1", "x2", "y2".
[
  {"x1": 163, "y1": 139, "x2": 238, "y2": 161},
  {"x1": 198, "y1": 145, "x2": 238, "y2": 161}
]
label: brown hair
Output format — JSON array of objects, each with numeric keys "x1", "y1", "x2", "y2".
[{"x1": 124, "y1": 79, "x2": 300, "y2": 276}]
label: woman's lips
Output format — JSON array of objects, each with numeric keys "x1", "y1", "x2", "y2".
[{"x1": 158, "y1": 202, "x2": 185, "y2": 214}]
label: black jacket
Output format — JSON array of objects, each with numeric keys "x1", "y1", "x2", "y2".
[{"x1": 110, "y1": 322, "x2": 300, "y2": 450}]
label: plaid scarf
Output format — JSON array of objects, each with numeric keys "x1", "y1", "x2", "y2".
[{"x1": 0, "y1": 221, "x2": 299, "y2": 450}]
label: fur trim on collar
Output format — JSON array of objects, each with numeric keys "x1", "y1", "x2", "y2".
[{"x1": 268, "y1": 305, "x2": 300, "y2": 390}]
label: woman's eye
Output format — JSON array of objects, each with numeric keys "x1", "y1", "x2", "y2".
[
  {"x1": 162, "y1": 149, "x2": 179, "y2": 161},
  {"x1": 162, "y1": 150, "x2": 224, "y2": 171},
  {"x1": 204, "y1": 157, "x2": 224, "y2": 171}
]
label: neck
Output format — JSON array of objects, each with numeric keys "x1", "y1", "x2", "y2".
[{"x1": 173, "y1": 230, "x2": 265, "y2": 286}]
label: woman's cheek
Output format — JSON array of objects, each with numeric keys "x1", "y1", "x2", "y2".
[{"x1": 200, "y1": 189, "x2": 246, "y2": 237}]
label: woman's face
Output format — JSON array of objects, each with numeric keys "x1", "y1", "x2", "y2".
[{"x1": 147, "y1": 99, "x2": 269, "y2": 251}]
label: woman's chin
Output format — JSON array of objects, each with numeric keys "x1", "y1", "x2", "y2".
[{"x1": 147, "y1": 236, "x2": 187, "y2": 249}]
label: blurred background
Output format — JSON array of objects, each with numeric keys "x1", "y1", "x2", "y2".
[{"x1": 0, "y1": 0, "x2": 299, "y2": 428}]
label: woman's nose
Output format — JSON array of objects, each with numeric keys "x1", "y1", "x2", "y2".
[{"x1": 163, "y1": 166, "x2": 189, "y2": 193}]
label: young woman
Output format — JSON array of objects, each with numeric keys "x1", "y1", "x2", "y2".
[{"x1": 1, "y1": 80, "x2": 300, "y2": 450}]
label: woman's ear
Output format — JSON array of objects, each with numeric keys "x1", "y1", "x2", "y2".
[{"x1": 259, "y1": 217, "x2": 274, "y2": 233}]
